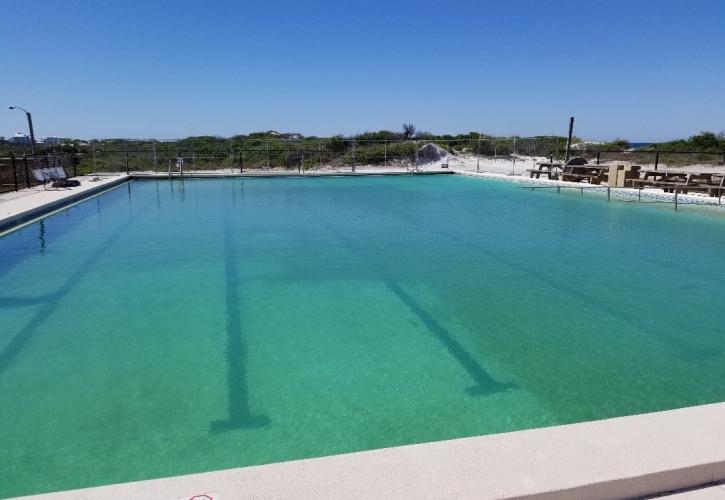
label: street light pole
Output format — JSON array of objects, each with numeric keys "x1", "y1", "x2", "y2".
[{"x1": 8, "y1": 105, "x2": 37, "y2": 158}]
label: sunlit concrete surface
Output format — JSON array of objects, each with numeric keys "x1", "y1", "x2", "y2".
[{"x1": 0, "y1": 175, "x2": 129, "y2": 233}]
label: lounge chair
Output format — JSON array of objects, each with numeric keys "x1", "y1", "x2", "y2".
[
  {"x1": 31, "y1": 166, "x2": 80, "y2": 189},
  {"x1": 31, "y1": 168, "x2": 53, "y2": 189},
  {"x1": 49, "y1": 166, "x2": 80, "y2": 188}
]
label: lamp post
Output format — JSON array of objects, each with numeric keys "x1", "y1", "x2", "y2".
[{"x1": 8, "y1": 105, "x2": 37, "y2": 158}]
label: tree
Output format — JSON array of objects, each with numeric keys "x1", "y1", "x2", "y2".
[{"x1": 402, "y1": 123, "x2": 416, "y2": 140}]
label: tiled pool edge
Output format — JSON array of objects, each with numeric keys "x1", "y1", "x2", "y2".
[{"x1": 17, "y1": 403, "x2": 725, "y2": 500}]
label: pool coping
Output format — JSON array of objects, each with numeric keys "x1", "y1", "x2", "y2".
[
  {"x1": 18, "y1": 403, "x2": 725, "y2": 499},
  {"x1": 0, "y1": 175, "x2": 131, "y2": 235}
]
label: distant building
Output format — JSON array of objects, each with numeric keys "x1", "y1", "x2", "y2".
[
  {"x1": 8, "y1": 133, "x2": 31, "y2": 145},
  {"x1": 43, "y1": 137, "x2": 68, "y2": 145}
]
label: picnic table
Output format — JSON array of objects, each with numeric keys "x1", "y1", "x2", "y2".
[
  {"x1": 527, "y1": 162, "x2": 562, "y2": 180},
  {"x1": 561, "y1": 164, "x2": 609, "y2": 184},
  {"x1": 632, "y1": 170, "x2": 725, "y2": 196},
  {"x1": 685, "y1": 172, "x2": 725, "y2": 197}
]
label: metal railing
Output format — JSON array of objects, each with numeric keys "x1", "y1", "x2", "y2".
[{"x1": 1, "y1": 138, "x2": 724, "y2": 195}]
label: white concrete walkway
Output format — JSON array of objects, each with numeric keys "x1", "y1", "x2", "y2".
[{"x1": 0, "y1": 174, "x2": 129, "y2": 233}]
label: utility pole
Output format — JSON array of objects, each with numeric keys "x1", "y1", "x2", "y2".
[{"x1": 564, "y1": 116, "x2": 575, "y2": 164}]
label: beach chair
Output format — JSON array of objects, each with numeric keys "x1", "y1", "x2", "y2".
[
  {"x1": 31, "y1": 167, "x2": 54, "y2": 189},
  {"x1": 31, "y1": 166, "x2": 80, "y2": 189},
  {"x1": 49, "y1": 166, "x2": 80, "y2": 188}
]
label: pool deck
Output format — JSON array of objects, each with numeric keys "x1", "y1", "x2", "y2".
[
  {"x1": 0, "y1": 174, "x2": 130, "y2": 234},
  {"x1": 3, "y1": 170, "x2": 725, "y2": 499},
  {"x1": 18, "y1": 403, "x2": 725, "y2": 499}
]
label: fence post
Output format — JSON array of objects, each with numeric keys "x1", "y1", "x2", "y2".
[
  {"x1": 11, "y1": 154, "x2": 18, "y2": 191},
  {"x1": 596, "y1": 150, "x2": 601, "y2": 165},
  {"x1": 284, "y1": 138, "x2": 289, "y2": 170},
  {"x1": 674, "y1": 186, "x2": 678, "y2": 211},
  {"x1": 72, "y1": 154, "x2": 77, "y2": 177},
  {"x1": 384, "y1": 140, "x2": 387, "y2": 167},
  {"x1": 415, "y1": 140, "x2": 419, "y2": 171},
  {"x1": 654, "y1": 151, "x2": 659, "y2": 171},
  {"x1": 124, "y1": 140, "x2": 129, "y2": 174},
  {"x1": 476, "y1": 136, "x2": 480, "y2": 172},
  {"x1": 266, "y1": 141, "x2": 270, "y2": 169},
  {"x1": 352, "y1": 139, "x2": 356, "y2": 172},
  {"x1": 239, "y1": 149, "x2": 244, "y2": 173},
  {"x1": 23, "y1": 155, "x2": 31, "y2": 188},
  {"x1": 92, "y1": 142, "x2": 97, "y2": 171},
  {"x1": 192, "y1": 147, "x2": 196, "y2": 171},
  {"x1": 493, "y1": 139, "x2": 497, "y2": 163},
  {"x1": 317, "y1": 141, "x2": 322, "y2": 170},
  {"x1": 152, "y1": 142, "x2": 158, "y2": 171}
]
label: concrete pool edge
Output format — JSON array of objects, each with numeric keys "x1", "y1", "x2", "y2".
[
  {"x1": 17, "y1": 403, "x2": 725, "y2": 500},
  {"x1": 0, "y1": 175, "x2": 131, "y2": 235}
]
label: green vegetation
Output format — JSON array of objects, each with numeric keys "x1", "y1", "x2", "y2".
[
  {"x1": 1, "y1": 128, "x2": 722, "y2": 173},
  {"x1": 644, "y1": 132, "x2": 725, "y2": 153}
]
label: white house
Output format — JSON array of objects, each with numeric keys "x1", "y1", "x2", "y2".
[{"x1": 8, "y1": 132, "x2": 31, "y2": 144}]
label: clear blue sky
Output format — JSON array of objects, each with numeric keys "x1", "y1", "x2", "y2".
[{"x1": 1, "y1": 0, "x2": 723, "y2": 141}]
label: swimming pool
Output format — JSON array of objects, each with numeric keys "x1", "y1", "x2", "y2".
[{"x1": 2, "y1": 175, "x2": 725, "y2": 497}]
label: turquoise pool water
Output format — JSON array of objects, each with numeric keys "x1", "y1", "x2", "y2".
[{"x1": 2, "y1": 175, "x2": 725, "y2": 497}]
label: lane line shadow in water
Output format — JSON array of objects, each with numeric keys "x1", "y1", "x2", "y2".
[
  {"x1": 0, "y1": 199, "x2": 153, "y2": 382},
  {"x1": 372, "y1": 198, "x2": 722, "y2": 363},
  {"x1": 385, "y1": 280, "x2": 516, "y2": 396},
  {"x1": 296, "y1": 197, "x2": 515, "y2": 397},
  {"x1": 210, "y1": 190, "x2": 269, "y2": 433}
]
